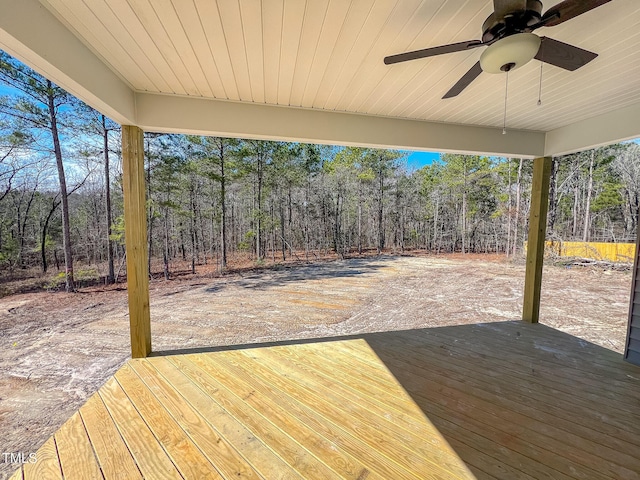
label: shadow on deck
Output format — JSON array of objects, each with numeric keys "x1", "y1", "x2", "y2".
[
  {"x1": 12, "y1": 321, "x2": 640, "y2": 479},
  {"x1": 366, "y1": 322, "x2": 640, "y2": 479}
]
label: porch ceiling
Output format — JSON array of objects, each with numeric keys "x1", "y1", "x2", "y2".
[{"x1": 1, "y1": 0, "x2": 639, "y2": 157}]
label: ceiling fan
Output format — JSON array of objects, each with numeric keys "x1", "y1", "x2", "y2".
[{"x1": 384, "y1": 0, "x2": 612, "y2": 99}]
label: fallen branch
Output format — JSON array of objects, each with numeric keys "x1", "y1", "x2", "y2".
[{"x1": 552, "y1": 256, "x2": 632, "y2": 271}]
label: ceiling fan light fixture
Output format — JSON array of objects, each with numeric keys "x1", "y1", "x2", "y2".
[{"x1": 479, "y1": 33, "x2": 541, "y2": 73}]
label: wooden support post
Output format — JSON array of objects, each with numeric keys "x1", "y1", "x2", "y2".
[
  {"x1": 523, "y1": 156, "x2": 552, "y2": 323},
  {"x1": 624, "y1": 219, "x2": 640, "y2": 365},
  {"x1": 122, "y1": 125, "x2": 151, "y2": 358}
]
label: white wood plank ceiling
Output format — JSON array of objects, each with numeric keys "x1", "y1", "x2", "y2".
[{"x1": 36, "y1": 0, "x2": 640, "y2": 133}]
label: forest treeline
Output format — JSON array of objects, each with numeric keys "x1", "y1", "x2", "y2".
[{"x1": 1, "y1": 51, "x2": 640, "y2": 291}]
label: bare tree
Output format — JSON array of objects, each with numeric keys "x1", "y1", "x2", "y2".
[{"x1": 0, "y1": 53, "x2": 77, "y2": 291}]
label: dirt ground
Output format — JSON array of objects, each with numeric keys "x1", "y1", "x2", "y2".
[{"x1": 0, "y1": 254, "x2": 632, "y2": 479}]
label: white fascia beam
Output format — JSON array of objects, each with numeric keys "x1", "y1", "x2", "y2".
[
  {"x1": 0, "y1": 0, "x2": 135, "y2": 125},
  {"x1": 136, "y1": 93, "x2": 545, "y2": 158},
  {"x1": 545, "y1": 102, "x2": 640, "y2": 156}
]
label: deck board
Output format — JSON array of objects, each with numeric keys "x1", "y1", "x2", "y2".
[
  {"x1": 380, "y1": 328, "x2": 640, "y2": 445},
  {"x1": 434, "y1": 324, "x2": 640, "y2": 405},
  {"x1": 202, "y1": 351, "x2": 418, "y2": 479},
  {"x1": 7, "y1": 467, "x2": 23, "y2": 480},
  {"x1": 149, "y1": 357, "x2": 303, "y2": 480},
  {"x1": 375, "y1": 333, "x2": 640, "y2": 475},
  {"x1": 404, "y1": 377, "x2": 611, "y2": 480},
  {"x1": 12, "y1": 321, "x2": 640, "y2": 480},
  {"x1": 79, "y1": 393, "x2": 141, "y2": 480},
  {"x1": 98, "y1": 377, "x2": 183, "y2": 479},
  {"x1": 197, "y1": 352, "x2": 388, "y2": 480},
  {"x1": 130, "y1": 359, "x2": 261, "y2": 479},
  {"x1": 22, "y1": 437, "x2": 62, "y2": 480},
  {"x1": 170, "y1": 354, "x2": 342, "y2": 480},
  {"x1": 55, "y1": 412, "x2": 103, "y2": 480},
  {"x1": 114, "y1": 363, "x2": 223, "y2": 479},
  {"x1": 247, "y1": 348, "x2": 473, "y2": 478},
  {"x1": 364, "y1": 322, "x2": 640, "y2": 480}
]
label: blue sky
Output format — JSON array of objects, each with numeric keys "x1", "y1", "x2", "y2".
[
  {"x1": 0, "y1": 84, "x2": 19, "y2": 96},
  {"x1": 406, "y1": 150, "x2": 440, "y2": 169}
]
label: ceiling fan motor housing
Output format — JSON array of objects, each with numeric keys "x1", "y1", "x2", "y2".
[{"x1": 482, "y1": 0, "x2": 543, "y2": 43}]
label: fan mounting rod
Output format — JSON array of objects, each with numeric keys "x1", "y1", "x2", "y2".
[{"x1": 482, "y1": 0, "x2": 543, "y2": 43}]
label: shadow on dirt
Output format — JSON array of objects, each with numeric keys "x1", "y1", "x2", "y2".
[{"x1": 203, "y1": 257, "x2": 390, "y2": 293}]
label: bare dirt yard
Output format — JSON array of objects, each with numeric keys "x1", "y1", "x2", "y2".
[{"x1": 0, "y1": 253, "x2": 632, "y2": 478}]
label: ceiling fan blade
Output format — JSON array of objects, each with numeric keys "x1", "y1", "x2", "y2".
[
  {"x1": 384, "y1": 40, "x2": 483, "y2": 65},
  {"x1": 534, "y1": 37, "x2": 598, "y2": 71},
  {"x1": 443, "y1": 62, "x2": 483, "y2": 99},
  {"x1": 540, "y1": 0, "x2": 612, "y2": 27},
  {"x1": 493, "y1": 0, "x2": 527, "y2": 19}
]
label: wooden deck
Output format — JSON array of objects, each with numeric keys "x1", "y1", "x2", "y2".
[
  {"x1": 11, "y1": 321, "x2": 640, "y2": 479},
  {"x1": 364, "y1": 322, "x2": 640, "y2": 480},
  {"x1": 11, "y1": 338, "x2": 473, "y2": 480}
]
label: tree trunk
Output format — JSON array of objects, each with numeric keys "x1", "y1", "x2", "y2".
[
  {"x1": 628, "y1": 192, "x2": 639, "y2": 238},
  {"x1": 47, "y1": 81, "x2": 74, "y2": 292},
  {"x1": 280, "y1": 190, "x2": 286, "y2": 261},
  {"x1": 377, "y1": 166, "x2": 384, "y2": 254},
  {"x1": 179, "y1": 221, "x2": 186, "y2": 261},
  {"x1": 583, "y1": 151, "x2": 594, "y2": 242},
  {"x1": 547, "y1": 157, "x2": 558, "y2": 234},
  {"x1": 163, "y1": 202, "x2": 170, "y2": 280},
  {"x1": 17, "y1": 186, "x2": 38, "y2": 268},
  {"x1": 400, "y1": 208, "x2": 405, "y2": 253},
  {"x1": 358, "y1": 182, "x2": 363, "y2": 254},
  {"x1": 572, "y1": 185, "x2": 579, "y2": 238},
  {"x1": 219, "y1": 142, "x2": 228, "y2": 269},
  {"x1": 41, "y1": 198, "x2": 60, "y2": 273},
  {"x1": 270, "y1": 200, "x2": 276, "y2": 263},
  {"x1": 102, "y1": 115, "x2": 115, "y2": 284},
  {"x1": 305, "y1": 179, "x2": 310, "y2": 261},
  {"x1": 287, "y1": 185, "x2": 293, "y2": 257},
  {"x1": 512, "y1": 158, "x2": 523, "y2": 256},
  {"x1": 333, "y1": 193, "x2": 341, "y2": 254},
  {"x1": 462, "y1": 161, "x2": 467, "y2": 254},
  {"x1": 146, "y1": 137, "x2": 154, "y2": 276},
  {"x1": 433, "y1": 196, "x2": 439, "y2": 252},
  {"x1": 190, "y1": 178, "x2": 197, "y2": 274},
  {"x1": 506, "y1": 158, "x2": 512, "y2": 256},
  {"x1": 256, "y1": 149, "x2": 264, "y2": 259},
  {"x1": 634, "y1": 194, "x2": 639, "y2": 235}
]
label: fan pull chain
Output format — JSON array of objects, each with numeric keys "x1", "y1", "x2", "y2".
[
  {"x1": 538, "y1": 62, "x2": 543, "y2": 106},
  {"x1": 503, "y1": 69, "x2": 509, "y2": 135}
]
